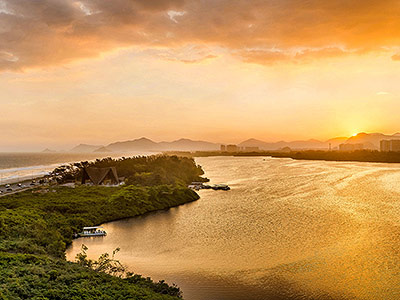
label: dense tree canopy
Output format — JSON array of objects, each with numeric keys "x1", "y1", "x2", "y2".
[{"x1": 0, "y1": 155, "x2": 203, "y2": 299}]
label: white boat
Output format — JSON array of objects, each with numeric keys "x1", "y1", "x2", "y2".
[{"x1": 78, "y1": 226, "x2": 107, "y2": 237}]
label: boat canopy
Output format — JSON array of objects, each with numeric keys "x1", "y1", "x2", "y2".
[{"x1": 83, "y1": 226, "x2": 103, "y2": 230}]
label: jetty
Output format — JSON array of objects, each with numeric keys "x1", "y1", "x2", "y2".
[{"x1": 188, "y1": 182, "x2": 230, "y2": 191}]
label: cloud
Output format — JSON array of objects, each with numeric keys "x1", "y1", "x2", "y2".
[
  {"x1": 236, "y1": 47, "x2": 357, "y2": 64},
  {"x1": 376, "y1": 91, "x2": 391, "y2": 95},
  {"x1": 151, "y1": 44, "x2": 218, "y2": 63},
  {"x1": 167, "y1": 10, "x2": 186, "y2": 23},
  {"x1": 2, "y1": 0, "x2": 400, "y2": 71},
  {"x1": 392, "y1": 53, "x2": 400, "y2": 61}
]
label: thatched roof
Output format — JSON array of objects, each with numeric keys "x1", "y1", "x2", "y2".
[{"x1": 81, "y1": 167, "x2": 119, "y2": 185}]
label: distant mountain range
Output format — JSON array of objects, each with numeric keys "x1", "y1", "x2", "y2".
[
  {"x1": 69, "y1": 137, "x2": 220, "y2": 153},
  {"x1": 238, "y1": 137, "x2": 348, "y2": 150},
  {"x1": 64, "y1": 132, "x2": 400, "y2": 153},
  {"x1": 70, "y1": 144, "x2": 104, "y2": 153},
  {"x1": 239, "y1": 133, "x2": 400, "y2": 150},
  {"x1": 344, "y1": 132, "x2": 400, "y2": 149},
  {"x1": 41, "y1": 148, "x2": 57, "y2": 153}
]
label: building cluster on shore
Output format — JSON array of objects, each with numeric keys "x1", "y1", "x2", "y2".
[
  {"x1": 338, "y1": 143, "x2": 364, "y2": 151},
  {"x1": 221, "y1": 140, "x2": 400, "y2": 153},
  {"x1": 380, "y1": 140, "x2": 400, "y2": 152},
  {"x1": 220, "y1": 144, "x2": 259, "y2": 152},
  {"x1": 336, "y1": 139, "x2": 400, "y2": 152}
]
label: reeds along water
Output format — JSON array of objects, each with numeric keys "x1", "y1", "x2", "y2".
[{"x1": 67, "y1": 156, "x2": 400, "y2": 300}]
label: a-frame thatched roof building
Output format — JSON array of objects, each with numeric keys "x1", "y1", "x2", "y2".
[{"x1": 81, "y1": 167, "x2": 119, "y2": 185}]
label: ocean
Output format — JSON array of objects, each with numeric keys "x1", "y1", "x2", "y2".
[{"x1": 0, "y1": 152, "x2": 151, "y2": 184}]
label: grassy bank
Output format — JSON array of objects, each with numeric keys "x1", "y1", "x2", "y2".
[
  {"x1": 0, "y1": 156, "x2": 203, "y2": 300},
  {"x1": 0, "y1": 185, "x2": 199, "y2": 257}
]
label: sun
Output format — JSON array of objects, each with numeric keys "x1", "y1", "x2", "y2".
[{"x1": 352, "y1": 133, "x2": 358, "y2": 137}]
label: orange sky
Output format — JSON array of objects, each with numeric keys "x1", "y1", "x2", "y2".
[{"x1": 1, "y1": 0, "x2": 400, "y2": 150}]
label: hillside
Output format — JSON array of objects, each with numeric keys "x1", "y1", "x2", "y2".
[
  {"x1": 0, "y1": 155, "x2": 204, "y2": 300},
  {"x1": 158, "y1": 138, "x2": 220, "y2": 151},
  {"x1": 345, "y1": 132, "x2": 400, "y2": 149},
  {"x1": 68, "y1": 132, "x2": 400, "y2": 153},
  {"x1": 70, "y1": 144, "x2": 103, "y2": 153},
  {"x1": 106, "y1": 137, "x2": 159, "y2": 152}
]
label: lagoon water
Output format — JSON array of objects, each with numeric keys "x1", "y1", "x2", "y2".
[{"x1": 66, "y1": 156, "x2": 400, "y2": 300}]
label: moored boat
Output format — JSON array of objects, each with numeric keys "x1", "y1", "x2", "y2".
[
  {"x1": 188, "y1": 182, "x2": 230, "y2": 191},
  {"x1": 78, "y1": 226, "x2": 107, "y2": 237},
  {"x1": 211, "y1": 184, "x2": 230, "y2": 191}
]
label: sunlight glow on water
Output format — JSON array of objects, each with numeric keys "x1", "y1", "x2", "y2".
[{"x1": 66, "y1": 157, "x2": 400, "y2": 300}]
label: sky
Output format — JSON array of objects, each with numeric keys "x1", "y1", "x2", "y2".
[{"x1": 1, "y1": 0, "x2": 400, "y2": 151}]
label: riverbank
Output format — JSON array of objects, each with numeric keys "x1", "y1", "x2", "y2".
[
  {"x1": 65, "y1": 156, "x2": 400, "y2": 300},
  {"x1": 0, "y1": 155, "x2": 204, "y2": 299},
  {"x1": 164, "y1": 150, "x2": 400, "y2": 164},
  {"x1": 0, "y1": 185, "x2": 199, "y2": 299}
]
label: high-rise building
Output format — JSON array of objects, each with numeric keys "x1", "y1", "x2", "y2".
[
  {"x1": 380, "y1": 140, "x2": 400, "y2": 152},
  {"x1": 339, "y1": 143, "x2": 364, "y2": 151},
  {"x1": 226, "y1": 145, "x2": 239, "y2": 152},
  {"x1": 380, "y1": 140, "x2": 391, "y2": 152},
  {"x1": 392, "y1": 140, "x2": 400, "y2": 151}
]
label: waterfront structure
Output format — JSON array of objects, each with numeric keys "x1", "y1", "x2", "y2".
[
  {"x1": 81, "y1": 167, "x2": 119, "y2": 185},
  {"x1": 244, "y1": 147, "x2": 259, "y2": 152},
  {"x1": 380, "y1": 140, "x2": 400, "y2": 152},
  {"x1": 390, "y1": 140, "x2": 400, "y2": 151},
  {"x1": 339, "y1": 143, "x2": 364, "y2": 151},
  {"x1": 381, "y1": 140, "x2": 391, "y2": 152},
  {"x1": 280, "y1": 147, "x2": 292, "y2": 153},
  {"x1": 226, "y1": 145, "x2": 239, "y2": 152}
]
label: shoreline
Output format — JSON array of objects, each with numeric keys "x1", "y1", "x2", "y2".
[
  {"x1": 0, "y1": 185, "x2": 199, "y2": 300},
  {"x1": 0, "y1": 155, "x2": 204, "y2": 300},
  {"x1": 164, "y1": 150, "x2": 400, "y2": 164},
  {"x1": 66, "y1": 188, "x2": 200, "y2": 249}
]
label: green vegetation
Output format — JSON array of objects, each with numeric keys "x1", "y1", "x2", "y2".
[
  {"x1": 268, "y1": 150, "x2": 400, "y2": 163},
  {"x1": 233, "y1": 149, "x2": 400, "y2": 163},
  {"x1": 0, "y1": 252, "x2": 181, "y2": 300},
  {"x1": 54, "y1": 155, "x2": 207, "y2": 185},
  {"x1": 0, "y1": 155, "x2": 203, "y2": 300},
  {"x1": 164, "y1": 150, "x2": 400, "y2": 163}
]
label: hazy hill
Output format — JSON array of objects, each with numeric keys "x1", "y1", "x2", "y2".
[
  {"x1": 285, "y1": 139, "x2": 326, "y2": 149},
  {"x1": 345, "y1": 132, "x2": 400, "y2": 149},
  {"x1": 326, "y1": 137, "x2": 348, "y2": 148},
  {"x1": 68, "y1": 132, "x2": 400, "y2": 153},
  {"x1": 41, "y1": 148, "x2": 57, "y2": 153},
  {"x1": 158, "y1": 138, "x2": 220, "y2": 151},
  {"x1": 106, "y1": 137, "x2": 158, "y2": 152},
  {"x1": 93, "y1": 146, "x2": 112, "y2": 153},
  {"x1": 239, "y1": 138, "x2": 329, "y2": 150},
  {"x1": 239, "y1": 138, "x2": 273, "y2": 148},
  {"x1": 238, "y1": 133, "x2": 400, "y2": 150},
  {"x1": 104, "y1": 137, "x2": 220, "y2": 152},
  {"x1": 70, "y1": 144, "x2": 103, "y2": 153}
]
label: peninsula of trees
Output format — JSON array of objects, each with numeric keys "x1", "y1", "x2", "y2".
[{"x1": 0, "y1": 155, "x2": 205, "y2": 300}]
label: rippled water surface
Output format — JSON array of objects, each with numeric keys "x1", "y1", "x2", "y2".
[{"x1": 66, "y1": 157, "x2": 400, "y2": 300}]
